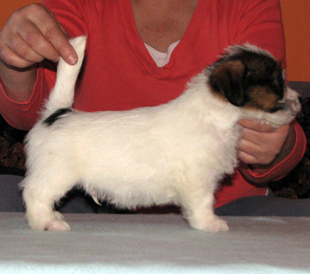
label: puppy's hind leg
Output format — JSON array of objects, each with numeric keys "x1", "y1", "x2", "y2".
[{"x1": 21, "y1": 174, "x2": 75, "y2": 231}]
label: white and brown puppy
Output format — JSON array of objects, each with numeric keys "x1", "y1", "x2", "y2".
[{"x1": 21, "y1": 36, "x2": 300, "y2": 232}]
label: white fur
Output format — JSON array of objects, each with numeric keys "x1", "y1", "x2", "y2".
[{"x1": 21, "y1": 36, "x2": 300, "y2": 232}]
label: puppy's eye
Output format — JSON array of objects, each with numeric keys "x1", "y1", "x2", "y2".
[{"x1": 268, "y1": 102, "x2": 285, "y2": 113}]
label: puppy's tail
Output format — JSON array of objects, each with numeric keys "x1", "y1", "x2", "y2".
[{"x1": 42, "y1": 36, "x2": 87, "y2": 120}]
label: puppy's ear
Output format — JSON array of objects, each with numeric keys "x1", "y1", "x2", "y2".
[{"x1": 209, "y1": 60, "x2": 246, "y2": 107}]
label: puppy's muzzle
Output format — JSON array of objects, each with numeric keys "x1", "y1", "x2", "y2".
[{"x1": 283, "y1": 88, "x2": 301, "y2": 117}]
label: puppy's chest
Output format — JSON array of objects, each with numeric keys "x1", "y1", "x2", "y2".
[{"x1": 203, "y1": 124, "x2": 241, "y2": 173}]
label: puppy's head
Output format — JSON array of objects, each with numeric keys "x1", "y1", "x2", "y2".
[{"x1": 207, "y1": 44, "x2": 300, "y2": 126}]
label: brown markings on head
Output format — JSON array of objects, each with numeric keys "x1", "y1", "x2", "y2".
[
  {"x1": 209, "y1": 59, "x2": 246, "y2": 105},
  {"x1": 244, "y1": 86, "x2": 282, "y2": 112},
  {"x1": 207, "y1": 45, "x2": 285, "y2": 113}
]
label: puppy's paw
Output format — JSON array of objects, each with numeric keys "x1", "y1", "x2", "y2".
[
  {"x1": 189, "y1": 215, "x2": 229, "y2": 233},
  {"x1": 203, "y1": 217, "x2": 229, "y2": 233},
  {"x1": 27, "y1": 213, "x2": 71, "y2": 231},
  {"x1": 45, "y1": 219, "x2": 71, "y2": 231}
]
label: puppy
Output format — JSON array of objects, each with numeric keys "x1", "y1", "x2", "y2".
[{"x1": 21, "y1": 36, "x2": 300, "y2": 232}]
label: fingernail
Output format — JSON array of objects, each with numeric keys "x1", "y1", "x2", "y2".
[{"x1": 68, "y1": 54, "x2": 77, "y2": 65}]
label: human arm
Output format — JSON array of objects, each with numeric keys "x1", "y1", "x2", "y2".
[
  {"x1": 0, "y1": 3, "x2": 78, "y2": 98},
  {"x1": 0, "y1": 3, "x2": 78, "y2": 129},
  {"x1": 229, "y1": 0, "x2": 306, "y2": 185},
  {"x1": 228, "y1": 0, "x2": 286, "y2": 63}
]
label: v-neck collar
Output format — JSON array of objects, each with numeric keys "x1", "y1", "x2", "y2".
[{"x1": 120, "y1": 0, "x2": 203, "y2": 77}]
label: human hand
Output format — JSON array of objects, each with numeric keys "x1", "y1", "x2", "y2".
[
  {"x1": 0, "y1": 3, "x2": 77, "y2": 69},
  {"x1": 237, "y1": 119, "x2": 293, "y2": 166}
]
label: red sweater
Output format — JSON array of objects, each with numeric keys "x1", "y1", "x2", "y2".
[{"x1": 0, "y1": 0, "x2": 306, "y2": 208}]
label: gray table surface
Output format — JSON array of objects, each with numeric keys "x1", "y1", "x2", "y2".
[{"x1": 0, "y1": 213, "x2": 309, "y2": 273}]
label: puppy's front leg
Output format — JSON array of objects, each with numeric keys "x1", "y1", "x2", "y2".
[{"x1": 179, "y1": 179, "x2": 229, "y2": 232}]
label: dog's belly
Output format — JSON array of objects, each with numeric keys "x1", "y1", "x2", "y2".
[{"x1": 83, "y1": 175, "x2": 179, "y2": 208}]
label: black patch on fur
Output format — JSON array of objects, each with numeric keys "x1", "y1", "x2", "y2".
[{"x1": 43, "y1": 108, "x2": 72, "y2": 126}]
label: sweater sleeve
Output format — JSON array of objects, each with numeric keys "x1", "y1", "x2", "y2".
[{"x1": 0, "y1": 0, "x2": 89, "y2": 131}]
